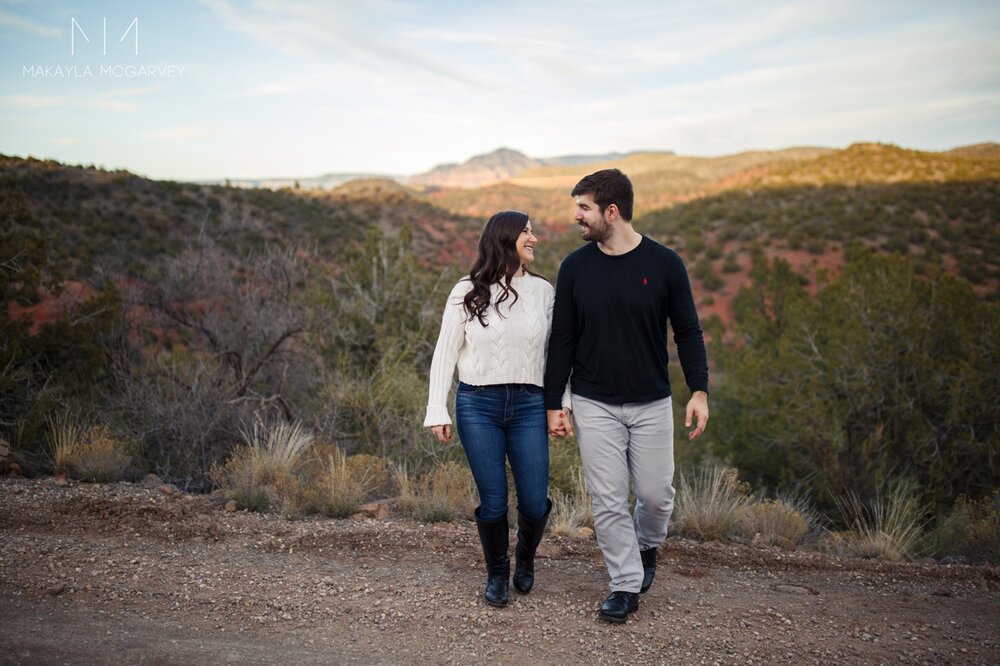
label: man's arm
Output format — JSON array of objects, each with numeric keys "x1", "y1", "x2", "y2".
[
  {"x1": 667, "y1": 253, "x2": 708, "y2": 395},
  {"x1": 667, "y1": 254, "x2": 710, "y2": 439},
  {"x1": 544, "y1": 259, "x2": 577, "y2": 435}
]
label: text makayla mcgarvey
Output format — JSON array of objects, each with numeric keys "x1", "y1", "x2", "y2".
[{"x1": 22, "y1": 65, "x2": 185, "y2": 79}]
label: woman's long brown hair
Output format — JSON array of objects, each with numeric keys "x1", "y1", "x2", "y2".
[{"x1": 463, "y1": 211, "x2": 542, "y2": 326}]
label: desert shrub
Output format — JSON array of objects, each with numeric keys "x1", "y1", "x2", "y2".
[
  {"x1": 111, "y1": 231, "x2": 318, "y2": 489},
  {"x1": 317, "y1": 447, "x2": 378, "y2": 518},
  {"x1": 210, "y1": 419, "x2": 314, "y2": 512},
  {"x1": 823, "y1": 483, "x2": 927, "y2": 561},
  {"x1": 806, "y1": 239, "x2": 826, "y2": 255},
  {"x1": 2, "y1": 190, "x2": 122, "y2": 456},
  {"x1": 683, "y1": 231, "x2": 705, "y2": 257},
  {"x1": 548, "y1": 435, "x2": 583, "y2": 497},
  {"x1": 713, "y1": 250, "x2": 1000, "y2": 512},
  {"x1": 321, "y1": 348, "x2": 432, "y2": 462},
  {"x1": 550, "y1": 468, "x2": 593, "y2": 537},
  {"x1": 738, "y1": 499, "x2": 809, "y2": 549},
  {"x1": 673, "y1": 466, "x2": 752, "y2": 542},
  {"x1": 928, "y1": 493, "x2": 1000, "y2": 564},
  {"x1": 787, "y1": 230, "x2": 804, "y2": 250},
  {"x1": 47, "y1": 413, "x2": 86, "y2": 476},
  {"x1": 70, "y1": 425, "x2": 133, "y2": 482},
  {"x1": 314, "y1": 226, "x2": 455, "y2": 463},
  {"x1": 46, "y1": 416, "x2": 132, "y2": 482},
  {"x1": 393, "y1": 461, "x2": 417, "y2": 510},
  {"x1": 881, "y1": 233, "x2": 909, "y2": 254},
  {"x1": 344, "y1": 453, "x2": 392, "y2": 498},
  {"x1": 722, "y1": 252, "x2": 741, "y2": 273},
  {"x1": 396, "y1": 460, "x2": 476, "y2": 523},
  {"x1": 212, "y1": 446, "x2": 271, "y2": 512},
  {"x1": 693, "y1": 257, "x2": 723, "y2": 291}
]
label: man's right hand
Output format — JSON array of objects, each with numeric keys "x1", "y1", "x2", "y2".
[{"x1": 547, "y1": 409, "x2": 574, "y2": 437}]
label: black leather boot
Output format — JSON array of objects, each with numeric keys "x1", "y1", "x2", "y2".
[
  {"x1": 474, "y1": 507, "x2": 510, "y2": 607},
  {"x1": 640, "y1": 546, "x2": 657, "y2": 594},
  {"x1": 513, "y1": 499, "x2": 552, "y2": 594}
]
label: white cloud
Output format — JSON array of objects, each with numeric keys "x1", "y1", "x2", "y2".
[
  {"x1": 0, "y1": 8, "x2": 61, "y2": 38},
  {"x1": 198, "y1": 0, "x2": 474, "y2": 85}
]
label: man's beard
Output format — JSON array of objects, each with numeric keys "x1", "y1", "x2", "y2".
[{"x1": 581, "y1": 219, "x2": 610, "y2": 243}]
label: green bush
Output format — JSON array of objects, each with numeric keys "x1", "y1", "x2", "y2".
[
  {"x1": 928, "y1": 493, "x2": 1000, "y2": 564},
  {"x1": 712, "y1": 249, "x2": 1000, "y2": 512}
]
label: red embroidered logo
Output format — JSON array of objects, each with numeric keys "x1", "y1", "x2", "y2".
[{"x1": 642, "y1": 277, "x2": 648, "y2": 286}]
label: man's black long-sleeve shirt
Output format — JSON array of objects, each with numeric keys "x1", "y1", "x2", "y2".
[{"x1": 543, "y1": 236, "x2": 708, "y2": 409}]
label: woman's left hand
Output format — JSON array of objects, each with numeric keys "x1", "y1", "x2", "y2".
[{"x1": 430, "y1": 424, "x2": 452, "y2": 442}]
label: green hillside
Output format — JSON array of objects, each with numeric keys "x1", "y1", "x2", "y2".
[
  {"x1": 636, "y1": 144, "x2": 1000, "y2": 303},
  {"x1": 0, "y1": 156, "x2": 479, "y2": 278},
  {"x1": 746, "y1": 142, "x2": 1000, "y2": 187}
]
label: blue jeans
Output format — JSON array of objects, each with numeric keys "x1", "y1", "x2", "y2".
[{"x1": 455, "y1": 382, "x2": 550, "y2": 522}]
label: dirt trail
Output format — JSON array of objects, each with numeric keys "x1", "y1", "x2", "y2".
[{"x1": 1, "y1": 477, "x2": 998, "y2": 665}]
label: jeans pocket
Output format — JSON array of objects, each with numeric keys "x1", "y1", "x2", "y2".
[{"x1": 521, "y1": 384, "x2": 543, "y2": 396}]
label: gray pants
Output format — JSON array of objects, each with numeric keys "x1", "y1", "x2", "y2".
[{"x1": 572, "y1": 393, "x2": 675, "y2": 593}]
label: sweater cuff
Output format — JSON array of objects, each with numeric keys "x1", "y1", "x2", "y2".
[
  {"x1": 423, "y1": 405, "x2": 452, "y2": 427},
  {"x1": 545, "y1": 380, "x2": 574, "y2": 410}
]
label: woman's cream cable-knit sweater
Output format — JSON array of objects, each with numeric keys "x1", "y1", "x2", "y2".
[{"x1": 424, "y1": 274, "x2": 567, "y2": 427}]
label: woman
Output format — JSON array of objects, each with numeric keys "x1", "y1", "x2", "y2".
[{"x1": 424, "y1": 210, "x2": 558, "y2": 607}]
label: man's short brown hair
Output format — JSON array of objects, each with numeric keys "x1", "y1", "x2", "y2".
[{"x1": 571, "y1": 168, "x2": 634, "y2": 221}]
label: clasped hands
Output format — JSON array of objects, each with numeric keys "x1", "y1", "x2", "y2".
[{"x1": 547, "y1": 409, "x2": 574, "y2": 437}]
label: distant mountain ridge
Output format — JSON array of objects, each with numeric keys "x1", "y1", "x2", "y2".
[
  {"x1": 404, "y1": 148, "x2": 643, "y2": 188},
  {"x1": 202, "y1": 172, "x2": 399, "y2": 191},
  {"x1": 210, "y1": 148, "x2": 662, "y2": 191}
]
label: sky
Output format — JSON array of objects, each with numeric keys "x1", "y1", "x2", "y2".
[{"x1": 1, "y1": 0, "x2": 998, "y2": 181}]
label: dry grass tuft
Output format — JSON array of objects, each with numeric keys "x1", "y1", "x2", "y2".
[
  {"x1": 46, "y1": 414, "x2": 86, "y2": 477},
  {"x1": 72, "y1": 426, "x2": 133, "y2": 483},
  {"x1": 395, "y1": 461, "x2": 477, "y2": 523},
  {"x1": 211, "y1": 418, "x2": 314, "y2": 512},
  {"x1": 550, "y1": 468, "x2": 593, "y2": 537},
  {"x1": 47, "y1": 417, "x2": 132, "y2": 483},
  {"x1": 823, "y1": 484, "x2": 927, "y2": 561},
  {"x1": 318, "y1": 447, "x2": 378, "y2": 518},
  {"x1": 239, "y1": 418, "x2": 313, "y2": 472},
  {"x1": 673, "y1": 466, "x2": 752, "y2": 542}
]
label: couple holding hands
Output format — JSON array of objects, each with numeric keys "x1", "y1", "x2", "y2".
[{"x1": 424, "y1": 168, "x2": 710, "y2": 623}]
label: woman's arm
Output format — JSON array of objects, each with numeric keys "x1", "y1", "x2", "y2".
[{"x1": 424, "y1": 281, "x2": 468, "y2": 429}]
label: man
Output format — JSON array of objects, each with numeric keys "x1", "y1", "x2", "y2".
[{"x1": 544, "y1": 168, "x2": 709, "y2": 623}]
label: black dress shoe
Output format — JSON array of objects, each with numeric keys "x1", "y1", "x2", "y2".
[
  {"x1": 640, "y1": 547, "x2": 657, "y2": 594},
  {"x1": 598, "y1": 591, "x2": 639, "y2": 623}
]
